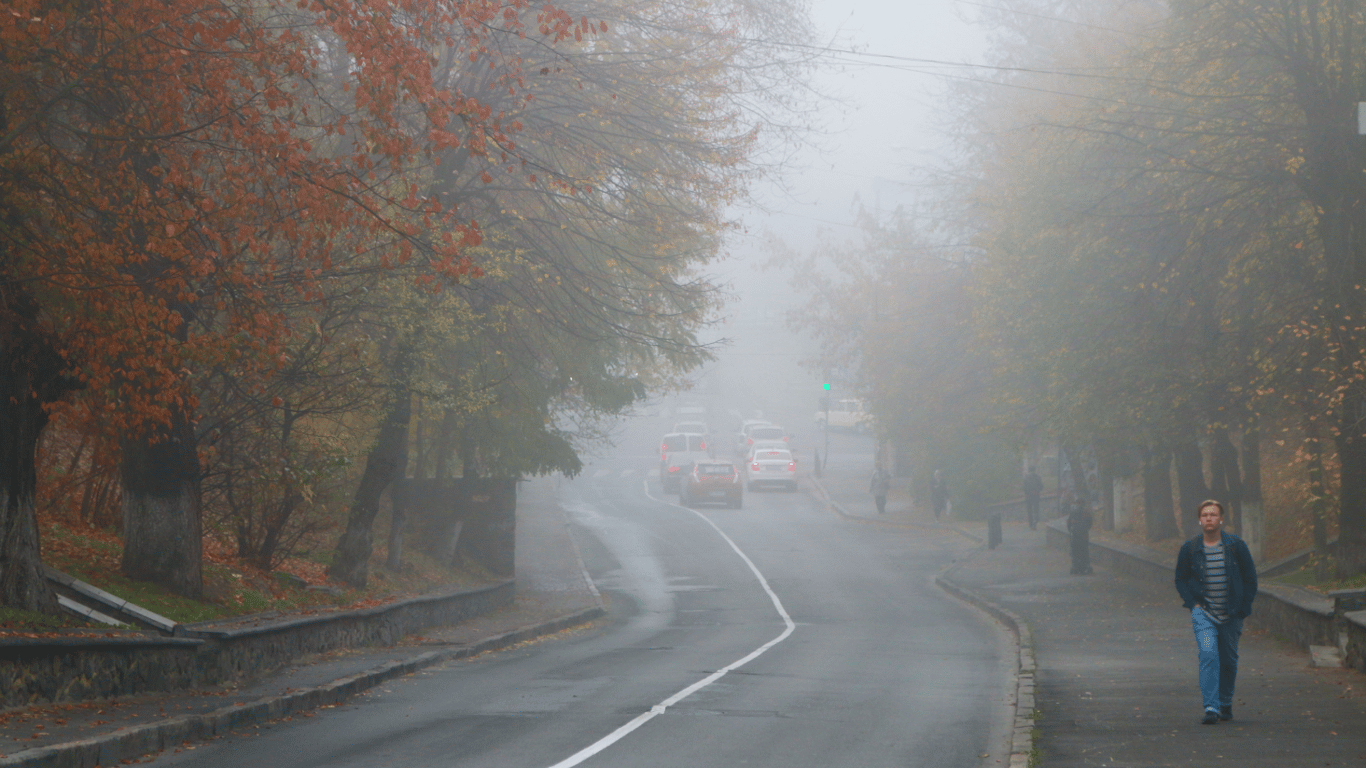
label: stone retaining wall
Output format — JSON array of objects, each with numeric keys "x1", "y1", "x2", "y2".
[{"x1": 0, "y1": 581, "x2": 514, "y2": 709}]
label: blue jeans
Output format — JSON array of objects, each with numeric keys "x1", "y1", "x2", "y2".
[{"x1": 1191, "y1": 606, "x2": 1243, "y2": 711}]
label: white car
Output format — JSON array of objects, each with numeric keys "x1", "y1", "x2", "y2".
[
  {"x1": 738, "y1": 422, "x2": 792, "y2": 455},
  {"x1": 672, "y1": 421, "x2": 711, "y2": 437},
  {"x1": 815, "y1": 398, "x2": 872, "y2": 433},
  {"x1": 734, "y1": 419, "x2": 771, "y2": 455},
  {"x1": 745, "y1": 439, "x2": 789, "y2": 463},
  {"x1": 746, "y1": 448, "x2": 797, "y2": 492}
]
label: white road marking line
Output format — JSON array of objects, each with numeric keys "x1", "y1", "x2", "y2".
[
  {"x1": 593, "y1": 469, "x2": 609, "y2": 479},
  {"x1": 620, "y1": 469, "x2": 636, "y2": 478},
  {"x1": 544, "y1": 483, "x2": 796, "y2": 768}
]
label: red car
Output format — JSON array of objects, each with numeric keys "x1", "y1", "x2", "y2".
[{"x1": 679, "y1": 461, "x2": 743, "y2": 509}]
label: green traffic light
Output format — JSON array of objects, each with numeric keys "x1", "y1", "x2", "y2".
[{"x1": 822, "y1": 383, "x2": 830, "y2": 391}]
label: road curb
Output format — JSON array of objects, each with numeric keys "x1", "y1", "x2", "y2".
[
  {"x1": 0, "y1": 606, "x2": 606, "y2": 768},
  {"x1": 935, "y1": 559, "x2": 1037, "y2": 768}
]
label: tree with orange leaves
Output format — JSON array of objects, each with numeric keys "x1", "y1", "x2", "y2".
[{"x1": 0, "y1": 0, "x2": 582, "y2": 609}]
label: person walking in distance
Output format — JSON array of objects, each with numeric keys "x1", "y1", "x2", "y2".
[
  {"x1": 869, "y1": 466, "x2": 891, "y2": 515},
  {"x1": 1023, "y1": 467, "x2": 1043, "y2": 530},
  {"x1": 930, "y1": 469, "x2": 948, "y2": 519},
  {"x1": 1174, "y1": 500, "x2": 1258, "y2": 725}
]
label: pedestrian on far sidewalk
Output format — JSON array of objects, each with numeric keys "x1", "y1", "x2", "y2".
[
  {"x1": 1066, "y1": 496, "x2": 1093, "y2": 575},
  {"x1": 1174, "y1": 499, "x2": 1257, "y2": 726},
  {"x1": 1023, "y1": 467, "x2": 1043, "y2": 530},
  {"x1": 870, "y1": 466, "x2": 891, "y2": 515},
  {"x1": 931, "y1": 469, "x2": 948, "y2": 519}
]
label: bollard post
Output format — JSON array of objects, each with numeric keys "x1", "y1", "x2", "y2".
[{"x1": 988, "y1": 512, "x2": 1003, "y2": 550}]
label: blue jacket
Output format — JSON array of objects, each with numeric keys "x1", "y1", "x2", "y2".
[{"x1": 1174, "y1": 530, "x2": 1257, "y2": 619}]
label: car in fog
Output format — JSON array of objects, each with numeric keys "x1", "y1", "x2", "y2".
[
  {"x1": 746, "y1": 447, "x2": 797, "y2": 492},
  {"x1": 741, "y1": 424, "x2": 791, "y2": 455},
  {"x1": 672, "y1": 421, "x2": 711, "y2": 439},
  {"x1": 815, "y1": 398, "x2": 872, "y2": 433},
  {"x1": 733, "y1": 419, "x2": 771, "y2": 454},
  {"x1": 679, "y1": 461, "x2": 743, "y2": 508},
  {"x1": 744, "y1": 439, "x2": 789, "y2": 463},
  {"x1": 660, "y1": 432, "x2": 710, "y2": 492}
]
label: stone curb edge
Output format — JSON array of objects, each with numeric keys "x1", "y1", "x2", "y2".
[
  {"x1": 935, "y1": 562, "x2": 1037, "y2": 768},
  {"x1": 0, "y1": 606, "x2": 606, "y2": 768}
]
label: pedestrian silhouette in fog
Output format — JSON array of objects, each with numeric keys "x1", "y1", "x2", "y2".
[
  {"x1": 1023, "y1": 467, "x2": 1043, "y2": 530},
  {"x1": 870, "y1": 466, "x2": 891, "y2": 515},
  {"x1": 931, "y1": 469, "x2": 948, "y2": 519},
  {"x1": 1067, "y1": 496, "x2": 1093, "y2": 575}
]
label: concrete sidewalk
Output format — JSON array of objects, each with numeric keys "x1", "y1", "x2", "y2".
[
  {"x1": 0, "y1": 477, "x2": 603, "y2": 768},
  {"x1": 811, "y1": 459, "x2": 1366, "y2": 767}
]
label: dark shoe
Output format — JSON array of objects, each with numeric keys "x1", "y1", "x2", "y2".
[
  {"x1": 1201, "y1": 709, "x2": 1220, "y2": 725},
  {"x1": 1219, "y1": 706, "x2": 1232, "y2": 721}
]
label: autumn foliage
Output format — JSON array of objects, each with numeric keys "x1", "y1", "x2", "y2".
[{"x1": 0, "y1": 0, "x2": 583, "y2": 610}]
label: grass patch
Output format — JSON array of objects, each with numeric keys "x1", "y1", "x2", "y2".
[
  {"x1": 1028, "y1": 727, "x2": 1043, "y2": 768},
  {"x1": 28, "y1": 519, "x2": 499, "y2": 630},
  {"x1": 1272, "y1": 566, "x2": 1366, "y2": 593},
  {"x1": 0, "y1": 606, "x2": 107, "y2": 631}
]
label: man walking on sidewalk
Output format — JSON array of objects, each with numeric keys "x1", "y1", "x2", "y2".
[
  {"x1": 1023, "y1": 467, "x2": 1043, "y2": 530},
  {"x1": 870, "y1": 466, "x2": 891, "y2": 515},
  {"x1": 931, "y1": 469, "x2": 948, "y2": 519},
  {"x1": 1174, "y1": 499, "x2": 1258, "y2": 725}
]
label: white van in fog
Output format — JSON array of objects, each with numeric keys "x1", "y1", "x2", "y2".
[{"x1": 815, "y1": 398, "x2": 872, "y2": 433}]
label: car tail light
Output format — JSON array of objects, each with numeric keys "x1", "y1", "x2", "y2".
[
  {"x1": 788, "y1": 461, "x2": 796, "y2": 471},
  {"x1": 751, "y1": 462, "x2": 760, "y2": 471},
  {"x1": 782, "y1": 435, "x2": 790, "y2": 441},
  {"x1": 700, "y1": 440, "x2": 707, "y2": 450},
  {"x1": 668, "y1": 465, "x2": 680, "y2": 473}
]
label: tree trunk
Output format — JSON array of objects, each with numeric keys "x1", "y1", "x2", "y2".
[
  {"x1": 385, "y1": 444, "x2": 411, "y2": 572},
  {"x1": 432, "y1": 409, "x2": 456, "y2": 480},
  {"x1": 1208, "y1": 427, "x2": 1243, "y2": 533},
  {"x1": 329, "y1": 389, "x2": 411, "y2": 589},
  {"x1": 1173, "y1": 437, "x2": 1208, "y2": 538},
  {"x1": 0, "y1": 325, "x2": 67, "y2": 614},
  {"x1": 1333, "y1": 408, "x2": 1366, "y2": 575},
  {"x1": 121, "y1": 406, "x2": 203, "y2": 598},
  {"x1": 1096, "y1": 444, "x2": 1115, "y2": 531},
  {"x1": 1239, "y1": 425, "x2": 1265, "y2": 562},
  {"x1": 1143, "y1": 448, "x2": 1180, "y2": 541}
]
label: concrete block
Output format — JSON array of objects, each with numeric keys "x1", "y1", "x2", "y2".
[{"x1": 1310, "y1": 645, "x2": 1345, "y2": 668}]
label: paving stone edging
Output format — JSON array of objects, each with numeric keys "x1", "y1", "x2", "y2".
[
  {"x1": 0, "y1": 606, "x2": 605, "y2": 768},
  {"x1": 935, "y1": 565, "x2": 1037, "y2": 768}
]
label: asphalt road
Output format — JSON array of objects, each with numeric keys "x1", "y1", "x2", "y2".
[{"x1": 150, "y1": 431, "x2": 1012, "y2": 768}]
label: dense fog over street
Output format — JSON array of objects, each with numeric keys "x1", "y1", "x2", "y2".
[{"x1": 8, "y1": 1, "x2": 1366, "y2": 766}]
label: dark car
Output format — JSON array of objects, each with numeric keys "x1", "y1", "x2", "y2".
[{"x1": 679, "y1": 461, "x2": 743, "y2": 508}]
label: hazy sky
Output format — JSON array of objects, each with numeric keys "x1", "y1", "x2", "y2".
[
  {"x1": 713, "y1": 0, "x2": 987, "y2": 322},
  {"x1": 742, "y1": 0, "x2": 988, "y2": 251},
  {"x1": 697, "y1": 0, "x2": 988, "y2": 403}
]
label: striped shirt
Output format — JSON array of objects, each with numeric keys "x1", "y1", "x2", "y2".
[{"x1": 1203, "y1": 542, "x2": 1229, "y2": 623}]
